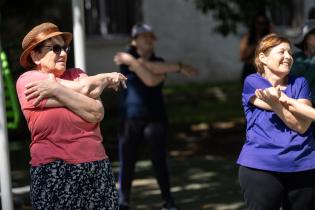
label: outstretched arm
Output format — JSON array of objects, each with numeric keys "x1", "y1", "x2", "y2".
[
  {"x1": 138, "y1": 59, "x2": 198, "y2": 77},
  {"x1": 280, "y1": 94, "x2": 315, "y2": 121},
  {"x1": 114, "y1": 52, "x2": 165, "y2": 87},
  {"x1": 58, "y1": 72, "x2": 127, "y2": 98},
  {"x1": 25, "y1": 72, "x2": 127, "y2": 100}
]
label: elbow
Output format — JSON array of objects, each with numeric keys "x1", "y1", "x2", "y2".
[
  {"x1": 144, "y1": 77, "x2": 164, "y2": 87},
  {"x1": 295, "y1": 122, "x2": 311, "y2": 135},
  {"x1": 296, "y1": 127, "x2": 308, "y2": 135},
  {"x1": 95, "y1": 106, "x2": 105, "y2": 122},
  {"x1": 88, "y1": 104, "x2": 104, "y2": 123},
  {"x1": 145, "y1": 80, "x2": 158, "y2": 87}
]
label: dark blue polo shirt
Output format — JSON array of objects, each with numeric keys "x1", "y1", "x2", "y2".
[{"x1": 119, "y1": 46, "x2": 167, "y2": 121}]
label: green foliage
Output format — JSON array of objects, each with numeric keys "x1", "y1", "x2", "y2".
[
  {"x1": 0, "y1": 0, "x2": 73, "y2": 75},
  {"x1": 194, "y1": 0, "x2": 287, "y2": 36},
  {"x1": 164, "y1": 81, "x2": 243, "y2": 125}
]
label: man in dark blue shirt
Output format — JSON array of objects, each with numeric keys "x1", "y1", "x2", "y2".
[{"x1": 114, "y1": 23, "x2": 197, "y2": 210}]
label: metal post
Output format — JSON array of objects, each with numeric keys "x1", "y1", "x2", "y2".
[
  {"x1": 72, "y1": 0, "x2": 87, "y2": 71},
  {"x1": 0, "y1": 41, "x2": 14, "y2": 210}
]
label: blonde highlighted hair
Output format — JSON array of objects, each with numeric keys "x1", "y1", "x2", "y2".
[{"x1": 254, "y1": 33, "x2": 292, "y2": 74}]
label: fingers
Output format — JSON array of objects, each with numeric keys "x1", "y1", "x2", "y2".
[
  {"x1": 25, "y1": 91, "x2": 39, "y2": 101},
  {"x1": 113, "y1": 53, "x2": 124, "y2": 65},
  {"x1": 121, "y1": 80, "x2": 127, "y2": 89},
  {"x1": 255, "y1": 89, "x2": 263, "y2": 99},
  {"x1": 24, "y1": 85, "x2": 38, "y2": 95},
  {"x1": 33, "y1": 96, "x2": 43, "y2": 107},
  {"x1": 24, "y1": 85, "x2": 40, "y2": 100},
  {"x1": 25, "y1": 81, "x2": 39, "y2": 89}
]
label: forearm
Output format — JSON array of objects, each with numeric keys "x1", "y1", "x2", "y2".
[
  {"x1": 57, "y1": 77, "x2": 104, "y2": 98},
  {"x1": 45, "y1": 85, "x2": 104, "y2": 123},
  {"x1": 272, "y1": 103, "x2": 311, "y2": 134},
  {"x1": 287, "y1": 99, "x2": 315, "y2": 121},
  {"x1": 139, "y1": 59, "x2": 179, "y2": 74},
  {"x1": 130, "y1": 60, "x2": 165, "y2": 86},
  {"x1": 251, "y1": 97, "x2": 273, "y2": 110}
]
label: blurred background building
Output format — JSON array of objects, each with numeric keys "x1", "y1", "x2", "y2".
[{"x1": 1, "y1": 0, "x2": 315, "y2": 83}]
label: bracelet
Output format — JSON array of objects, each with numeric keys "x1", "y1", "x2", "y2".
[{"x1": 177, "y1": 62, "x2": 183, "y2": 73}]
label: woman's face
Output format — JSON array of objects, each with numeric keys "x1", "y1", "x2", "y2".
[
  {"x1": 32, "y1": 36, "x2": 68, "y2": 77},
  {"x1": 134, "y1": 32, "x2": 155, "y2": 53},
  {"x1": 305, "y1": 33, "x2": 315, "y2": 57},
  {"x1": 261, "y1": 42, "x2": 293, "y2": 76}
]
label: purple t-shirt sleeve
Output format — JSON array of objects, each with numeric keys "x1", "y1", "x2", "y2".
[
  {"x1": 242, "y1": 74, "x2": 271, "y2": 105},
  {"x1": 293, "y1": 77, "x2": 311, "y2": 100}
]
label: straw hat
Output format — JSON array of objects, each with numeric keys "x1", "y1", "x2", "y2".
[
  {"x1": 20, "y1": 22, "x2": 72, "y2": 69},
  {"x1": 295, "y1": 19, "x2": 315, "y2": 50}
]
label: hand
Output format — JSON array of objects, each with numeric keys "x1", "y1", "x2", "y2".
[
  {"x1": 114, "y1": 52, "x2": 136, "y2": 67},
  {"x1": 180, "y1": 64, "x2": 198, "y2": 77},
  {"x1": 279, "y1": 91, "x2": 294, "y2": 109},
  {"x1": 255, "y1": 86, "x2": 281, "y2": 105},
  {"x1": 24, "y1": 73, "x2": 59, "y2": 106},
  {"x1": 104, "y1": 72, "x2": 127, "y2": 91},
  {"x1": 79, "y1": 76, "x2": 106, "y2": 98}
]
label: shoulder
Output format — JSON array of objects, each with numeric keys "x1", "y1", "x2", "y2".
[
  {"x1": 62, "y1": 68, "x2": 88, "y2": 80},
  {"x1": 126, "y1": 46, "x2": 137, "y2": 56},
  {"x1": 241, "y1": 33, "x2": 250, "y2": 40},
  {"x1": 152, "y1": 56, "x2": 164, "y2": 62},
  {"x1": 240, "y1": 33, "x2": 250, "y2": 43},
  {"x1": 244, "y1": 73, "x2": 268, "y2": 86},
  {"x1": 16, "y1": 70, "x2": 47, "y2": 85},
  {"x1": 243, "y1": 73, "x2": 271, "y2": 93},
  {"x1": 150, "y1": 53, "x2": 164, "y2": 62},
  {"x1": 289, "y1": 74, "x2": 308, "y2": 86}
]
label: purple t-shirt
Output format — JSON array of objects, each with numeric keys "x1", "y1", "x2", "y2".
[{"x1": 237, "y1": 73, "x2": 315, "y2": 172}]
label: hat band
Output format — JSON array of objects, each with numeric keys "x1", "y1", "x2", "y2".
[{"x1": 26, "y1": 27, "x2": 59, "y2": 50}]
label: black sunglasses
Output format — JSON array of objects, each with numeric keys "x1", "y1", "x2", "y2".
[{"x1": 41, "y1": 45, "x2": 71, "y2": 54}]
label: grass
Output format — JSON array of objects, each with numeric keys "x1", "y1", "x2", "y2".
[{"x1": 164, "y1": 81, "x2": 243, "y2": 124}]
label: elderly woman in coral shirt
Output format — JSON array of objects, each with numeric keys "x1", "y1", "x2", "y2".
[{"x1": 16, "y1": 22, "x2": 126, "y2": 210}]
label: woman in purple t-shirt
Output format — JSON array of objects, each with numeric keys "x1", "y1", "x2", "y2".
[{"x1": 238, "y1": 33, "x2": 315, "y2": 210}]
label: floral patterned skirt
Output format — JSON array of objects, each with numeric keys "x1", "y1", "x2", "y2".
[{"x1": 30, "y1": 159, "x2": 118, "y2": 210}]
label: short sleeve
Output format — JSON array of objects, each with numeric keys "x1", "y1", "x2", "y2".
[
  {"x1": 16, "y1": 71, "x2": 48, "y2": 110},
  {"x1": 242, "y1": 74, "x2": 271, "y2": 105},
  {"x1": 293, "y1": 76, "x2": 311, "y2": 100}
]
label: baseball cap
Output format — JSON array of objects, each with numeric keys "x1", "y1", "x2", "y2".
[{"x1": 131, "y1": 23, "x2": 156, "y2": 39}]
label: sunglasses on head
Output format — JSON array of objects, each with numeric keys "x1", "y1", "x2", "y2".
[{"x1": 41, "y1": 44, "x2": 71, "y2": 54}]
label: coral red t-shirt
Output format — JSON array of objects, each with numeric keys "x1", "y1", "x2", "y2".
[{"x1": 16, "y1": 68, "x2": 107, "y2": 166}]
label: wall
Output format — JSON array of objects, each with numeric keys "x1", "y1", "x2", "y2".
[
  {"x1": 85, "y1": 0, "x2": 247, "y2": 84},
  {"x1": 142, "y1": 0, "x2": 242, "y2": 84}
]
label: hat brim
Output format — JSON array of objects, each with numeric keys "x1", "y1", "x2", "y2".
[
  {"x1": 20, "y1": 31, "x2": 72, "y2": 69},
  {"x1": 133, "y1": 32, "x2": 157, "y2": 40}
]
